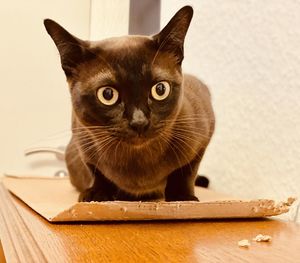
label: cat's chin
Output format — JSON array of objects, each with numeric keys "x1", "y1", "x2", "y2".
[
  {"x1": 128, "y1": 137, "x2": 148, "y2": 146},
  {"x1": 125, "y1": 136, "x2": 153, "y2": 147}
]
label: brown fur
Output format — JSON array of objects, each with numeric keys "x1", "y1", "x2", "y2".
[{"x1": 44, "y1": 6, "x2": 215, "y2": 201}]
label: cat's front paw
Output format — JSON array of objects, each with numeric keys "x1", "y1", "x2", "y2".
[
  {"x1": 165, "y1": 195, "x2": 199, "y2": 202},
  {"x1": 79, "y1": 188, "x2": 112, "y2": 202}
]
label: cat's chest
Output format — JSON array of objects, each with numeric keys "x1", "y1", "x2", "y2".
[
  {"x1": 100, "y1": 160, "x2": 168, "y2": 194},
  {"x1": 100, "y1": 152, "x2": 170, "y2": 178},
  {"x1": 96, "y1": 147, "x2": 174, "y2": 193}
]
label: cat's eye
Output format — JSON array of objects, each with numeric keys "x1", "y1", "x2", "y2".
[
  {"x1": 97, "y1": 87, "x2": 119, "y2": 106},
  {"x1": 151, "y1": 81, "x2": 171, "y2": 101}
]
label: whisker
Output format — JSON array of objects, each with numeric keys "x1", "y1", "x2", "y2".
[
  {"x1": 159, "y1": 131, "x2": 192, "y2": 177},
  {"x1": 92, "y1": 138, "x2": 117, "y2": 176},
  {"x1": 171, "y1": 129, "x2": 212, "y2": 140},
  {"x1": 67, "y1": 135, "x2": 114, "y2": 167}
]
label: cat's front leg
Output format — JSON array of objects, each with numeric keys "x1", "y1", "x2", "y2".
[
  {"x1": 165, "y1": 150, "x2": 205, "y2": 201},
  {"x1": 78, "y1": 164, "x2": 117, "y2": 202}
]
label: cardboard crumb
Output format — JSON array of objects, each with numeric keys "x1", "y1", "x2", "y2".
[
  {"x1": 287, "y1": 197, "x2": 297, "y2": 205},
  {"x1": 275, "y1": 197, "x2": 296, "y2": 210},
  {"x1": 238, "y1": 239, "x2": 250, "y2": 248},
  {"x1": 253, "y1": 234, "x2": 272, "y2": 242}
]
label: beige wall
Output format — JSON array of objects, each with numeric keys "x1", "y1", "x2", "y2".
[
  {"x1": 162, "y1": 0, "x2": 300, "y2": 216},
  {"x1": 0, "y1": 0, "x2": 90, "y2": 175}
]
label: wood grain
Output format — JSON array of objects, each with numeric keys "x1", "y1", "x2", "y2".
[
  {"x1": 1, "y1": 183, "x2": 300, "y2": 262},
  {"x1": 0, "y1": 241, "x2": 6, "y2": 263},
  {"x1": 0, "y1": 184, "x2": 47, "y2": 262}
]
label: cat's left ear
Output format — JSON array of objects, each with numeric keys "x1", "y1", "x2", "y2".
[{"x1": 152, "y1": 6, "x2": 193, "y2": 64}]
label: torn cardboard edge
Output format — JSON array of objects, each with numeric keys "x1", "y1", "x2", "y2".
[{"x1": 1, "y1": 175, "x2": 296, "y2": 222}]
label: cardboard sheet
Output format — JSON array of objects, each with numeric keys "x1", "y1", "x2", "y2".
[{"x1": 1, "y1": 175, "x2": 296, "y2": 222}]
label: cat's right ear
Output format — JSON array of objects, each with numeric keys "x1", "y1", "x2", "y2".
[{"x1": 44, "y1": 19, "x2": 89, "y2": 78}]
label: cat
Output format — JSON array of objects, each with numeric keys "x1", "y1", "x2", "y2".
[{"x1": 44, "y1": 6, "x2": 215, "y2": 202}]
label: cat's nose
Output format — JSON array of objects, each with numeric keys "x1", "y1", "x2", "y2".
[{"x1": 129, "y1": 108, "x2": 149, "y2": 134}]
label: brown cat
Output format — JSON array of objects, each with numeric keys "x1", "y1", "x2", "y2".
[{"x1": 44, "y1": 6, "x2": 215, "y2": 202}]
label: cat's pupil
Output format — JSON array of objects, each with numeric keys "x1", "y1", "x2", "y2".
[
  {"x1": 103, "y1": 88, "x2": 113, "y2": 100},
  {"x1": 156, "y1": 83, "x2": 166, "y2": 96}
]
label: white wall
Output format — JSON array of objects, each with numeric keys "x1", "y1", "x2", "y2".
[
  {"x1": 0, "y1": 0, "x2": 90, "y2": 176},
  {"x1": 161, "y1": 0, "x2": 300, "y2": 214}
]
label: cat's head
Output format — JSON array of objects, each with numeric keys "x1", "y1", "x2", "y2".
[{"x1": 44, "y1": 6, "x2": 193, "y2": 145}]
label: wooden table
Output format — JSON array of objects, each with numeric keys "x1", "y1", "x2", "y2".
[{"x1": 0, "y1": 184, "x2": 300, "y2": 263}]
